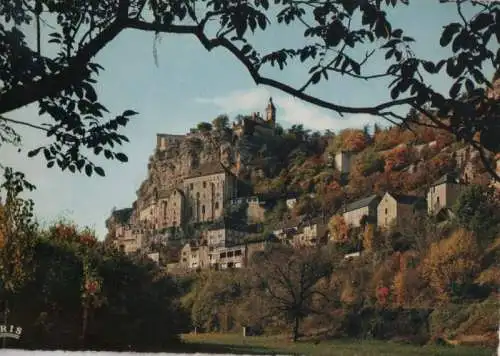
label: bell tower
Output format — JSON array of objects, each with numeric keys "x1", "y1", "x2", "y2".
[{"x1": 265, "y1": 97, "x2": 276, "y2": 126}]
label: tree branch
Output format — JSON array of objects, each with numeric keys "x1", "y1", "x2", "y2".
[
  {"x1": 126, "y1": 19, "x2": 415, "y2": 115},
  {"x1": 0, "y1": 21, "x2": 124, "y2": 115},
  {"x1": 0, "y1": 116, "x2": 48, "y2": 132}
]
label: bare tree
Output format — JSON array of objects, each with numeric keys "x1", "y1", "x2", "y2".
[{"x1": 249, "y1": 244, "x2": 333, "y2": 341}]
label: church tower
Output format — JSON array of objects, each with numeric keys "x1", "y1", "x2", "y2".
[{"x1": 265, "y1": 97, "x2": 276, "y2": 126}]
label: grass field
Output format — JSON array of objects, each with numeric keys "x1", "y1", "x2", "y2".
[{"x1": 181, "y1": 333, "x2": 496, "y2": 356}]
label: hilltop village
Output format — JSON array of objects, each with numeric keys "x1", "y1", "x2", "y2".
[{"x1": 105, "y1": 94, "x2": 500, "y2": 272}]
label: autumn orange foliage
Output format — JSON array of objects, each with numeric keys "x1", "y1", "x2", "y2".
[
  {"x1": 383, "y1": 145, "x2": 415, "y2": 172},
  {"x1": 363, "y1": 224, "x2": 376, "y2": 252},
  {"x1": 328, "y1": 215, "x2": 349, "y2": 242},
  {"x1": 342, "y1": 129, "x2": 369, "y2": 152},
  {"x1": 51, "y1": 223, "x2": 97, "y2": 247},
  {"x1": 420, "y1": 229, "x2": 480, "y2": 302}
]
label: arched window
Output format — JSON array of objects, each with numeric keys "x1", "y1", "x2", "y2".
[{"x1": 202, "y1": 205, "x2": 206, "y2": 215}]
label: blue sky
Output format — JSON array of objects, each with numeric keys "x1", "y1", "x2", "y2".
[{"x1": 1, "y1": 1, "x2": 494, "y2": 239}]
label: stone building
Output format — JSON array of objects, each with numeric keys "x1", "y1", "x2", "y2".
[
  {"x1": 273, "y1": 217, "x2": 301, "y2": 244},
  {"x1": 377, "y1": 192, "x2": 425, "y2": 231},
  {"x1": 292, "y1": 217, "x2": 329, "y2": 247},
  {"x1": 342, "y1": 194, "x2": 381, "y2": 227},
  {"x1": 232, "y1": 98, "x2": 276, "y2": 137},
  {"x1": 182, "y1": 162, "x2": 237, "y2": 224},
  {"x1": 334, "y1": 151, "x2": 356, "y2": 174},
  {"x1": 156, "y1": 134, "x2": 185, "y2": 151},
  {"x1": 105, "y1": 207, "x2": 143, "y2": 254},
  {"x1": 427, "y1": 173, "x2": 465, "y2": 215},
  {"x1": 180, "y1": 242, "x2": 210, "y2": 270},
  {"x1": 210, "y1": 244, "x2": 246, "y2": 269},
  {"x1": 156, "y1": 188, "x2": 184, "y2": 229},
  {"x1": 205, "y1": 227, "x2": 245, "y2": 248},
  {"x1": 231, "y1": 196, "x2": 266, "y2": 223}
]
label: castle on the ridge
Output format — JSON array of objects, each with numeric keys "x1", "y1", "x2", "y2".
[{"x1": 232, "y1": 97, "x2": 276, "y2": 137}]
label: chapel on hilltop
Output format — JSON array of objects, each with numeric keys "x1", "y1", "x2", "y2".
[{"x1": 232, "y1": 97, "x2": 277, "y2": 137}]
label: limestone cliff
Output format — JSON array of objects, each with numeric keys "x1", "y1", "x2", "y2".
[{"x1": 106, "y1": 101, "x2": 281, "y2": 251}]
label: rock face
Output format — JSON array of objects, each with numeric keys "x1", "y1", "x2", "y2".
[{"x1": 106, "y1": 99, "x2": 279, "y2": 252}]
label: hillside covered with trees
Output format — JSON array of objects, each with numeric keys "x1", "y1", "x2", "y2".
[{"x1": 171, "y1": 109, "x2": 500, "y2": 348}]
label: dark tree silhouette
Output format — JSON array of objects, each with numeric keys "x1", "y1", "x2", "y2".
[{"x1": 0, "y1": 0, "x2": 498, "y2": 178}]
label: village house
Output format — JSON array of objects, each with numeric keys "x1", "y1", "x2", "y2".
[
  {"x1": 211, "y1": 244, "x2": 245, "y2": 269},
  {"x1": 377, "y1": 192, "x2": 426, "y2": 231},
  {"x1": 342, "y1": 194, "x2": 381, "y2": 227},
  {"x1": 427, "y1": 173, "x2": 465, "y2": 216},
  {"x1": 205, "y1": 227, "x2": 245, "y2": 248},
  {"x1": 334, "y1": 151, "x2": 356, "y2": 174},
  {"x1": 180, "y1": 242, "x2": 210, "y2": 270},
  {"x1": 272, "y1": 217, "x2": 301, "y2": 244},
  {"x1": 292, "y1": 217, "x2": 329, "y2": 247},
  {"x1": 106, "y1": 208, "x2": 143, "y2": 254},
  {"x1": 231, "y1": 196, "x2": 267, "y2": 223},
  {"x1": 210, "y1": 239, "x2": 270, "y2": 269}
]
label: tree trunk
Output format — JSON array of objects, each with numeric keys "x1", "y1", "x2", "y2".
[
  {"x1": 80, "y1": 303, "x2": 88, "y2": 348},
  {"x1": 292, "y1": 316, "x2": 300, "y2": 342}
]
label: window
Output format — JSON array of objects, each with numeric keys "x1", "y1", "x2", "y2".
[
  {"x1": 215, "y1": 202, "x2": 219, "y2": 210},
  {"x1": 203, "y1": 181, "x2": 207, "y2": 188},
  {"x1": 385, "y1": 208, "x2": 388, "y2": 214},
  {"x1": 202, "y1": 205, "x2": 206, "y2": 214},
  {"x1": 190, "y1": 183, "x2": 193, "y2": 190},
  {"x1": 196, "y1": 192, "x2": 200, "y2": 199},
  {"x1": 235, "y1": 250, "x2": 242, "y2": 256}
]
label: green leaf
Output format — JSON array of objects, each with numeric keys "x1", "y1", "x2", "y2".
[
  {"x1": 258, "y1": 14, "x2": 267, "y2": 30},
  {"x1": 115, "y1": 153, "x2": 128, "y2": 162},
  {"x1": 390, "y1": 86, "x2": 399, "y2": 100},
  {"x1": 85, "y1": 164, "x2": 93, "y2": 177},
  {"x1": 465, "y1": 78, "x2": 474, "y2": 93},
  {"x1": 242, "y1": 44, "x2": 252, "y2": 54},
  {"x1": 440, "y1": 23, "x2": 461, "y2": 47},
  {"x1": 449, "y1": 81, "x2": 461, "y2": 98},
  {"x1": 27, "y1": 148, "x2": 41, "y2": 158},
  {"x1": 311, "y1": 72, "x2": 321, "y2": 84},
  {"x1": 123, "y1": 110, "x2": 138, "y2": 116},
  {"x1": 104, "y1": 150, "x2": 112, "y2": 159},
  {"x1": 392, "y1": 29, "x2": 403, "y2": 38},
  {"x1": 470, "y1": 13, "x2": 493, "y2": 32},
  {"x1": 94, "y1": 166, "x2": 105, "y2": 177},
  {"x1": 43, "y1": 148, "x2": 51, "y2": 160},
  {"x1": 422, "y1": 61, "x2": 436, "y2": 74},
  {"x1": 76, "y1": 159, "x2": 85, "y2": 170},
  {"x1": 350, "y1": 60, "x2": 360, "y2": 75}
]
